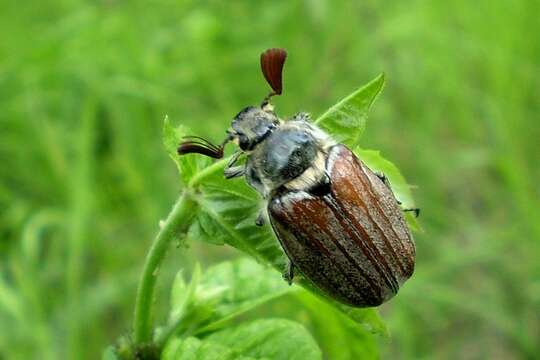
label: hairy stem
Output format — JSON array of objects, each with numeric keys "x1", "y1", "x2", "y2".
[{"x1": 133, "y1": 191, "x2": 197, "y2": 344}]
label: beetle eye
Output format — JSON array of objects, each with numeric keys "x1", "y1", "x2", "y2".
[{"x1": 238, "y1": 134, "x2": 251, "y2": 151}]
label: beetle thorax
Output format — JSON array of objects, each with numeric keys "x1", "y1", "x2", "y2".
[{"x1": 245, "y1": 119, "x2": 335, "y2": 197}]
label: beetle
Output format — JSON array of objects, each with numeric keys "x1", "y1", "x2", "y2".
[{"x1": 177, "y1": 48, "x2": 416, "y2": 307}]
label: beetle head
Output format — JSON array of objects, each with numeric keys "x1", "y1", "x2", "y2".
[{"x1": 229, "y1": 104, "x2": 280, "y2": 151}]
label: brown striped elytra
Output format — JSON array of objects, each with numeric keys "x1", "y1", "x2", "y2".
[
  {"x1": 268, "y1": 145, "x2": 415, "y2": 306},
  {"x1": 177, "y1": 48, "x2": 416, "y2": 307}
]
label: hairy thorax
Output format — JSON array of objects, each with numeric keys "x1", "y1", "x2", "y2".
[{"x1": 245, "y1": 119, "x2": 335, "y2": 197}]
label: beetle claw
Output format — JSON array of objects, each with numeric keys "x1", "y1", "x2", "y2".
[
  {"x1": 376, "y1": 172, "x2": 404, "y2": 205},
  {"x1": 403, "y1": 208, "x2": 421, "y2": 218},
  {"x1": 376, "y1": 172, "x2": 392, "y2": 188},
  {"x1": 282, "y1": 261, "x2": 295, "y2": 285}
]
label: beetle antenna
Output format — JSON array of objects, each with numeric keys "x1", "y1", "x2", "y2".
[
  {"x1": 260, "y1": 48, "x2": 287, "y2": 105},
  {"x1": 178, "y1": 136, "x2": 224, "y2": 159},
  {"x1": 177, "y1": 133, "x2": 233, "y2": 159}
]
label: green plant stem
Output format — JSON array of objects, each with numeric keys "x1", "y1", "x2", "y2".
[
  {"x1": 133, "y1": 191, "x2": 197, "y2": 344},
  {"x1": 131, "y1": 156, "x2": 228, "y2": 347}
]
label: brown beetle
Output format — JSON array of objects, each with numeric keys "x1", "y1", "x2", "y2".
[{"x1": 178, "y1": 48, "x2": 416, "y2": 307}]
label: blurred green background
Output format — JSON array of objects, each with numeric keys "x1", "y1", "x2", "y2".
[{"x1": 1, "y1": 0, "x2": 539, "y2": 359}]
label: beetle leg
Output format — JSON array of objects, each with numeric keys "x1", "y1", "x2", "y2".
[
  {"x1": 382, "y1": 172, "x2": 420, "y2": 216},
  {"x1": 224, "y1": 166, "x2": 245, "y2": 179},
  {"x1": 380, "y1": 170, "x2": 420, "y2": 216},
  {"x1": 282, "y1": 261, "x2": 295, "y2": 285},
  {"x1": 375, "y1": 172, "x2": 406, "y2": 205},
  {"x1": 227, "y1": 151, "x2": 242, "y2": 166},
  {"x1": 375, "y1": 172, "x2": 391, "y2": 188},
  {"x1": 403, "y1": 208, "x2": 421, "y2": 218},
  {"x1": 255, "y1": 211, "x2": 266, "y2": 226},
  {"x1": 224, "y1": 152, "x2": 245, "y2": 179}
]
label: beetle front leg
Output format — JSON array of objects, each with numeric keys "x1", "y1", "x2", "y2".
[
  {"x1": 224, "y1": 151, "x2": 245, "y2": 179},
  {"x1": 224, "y1": 166, "x2": 245, "y2": 179},
  {"x1": 282, "y1": 260, "x2": 295, "y2": 285}
]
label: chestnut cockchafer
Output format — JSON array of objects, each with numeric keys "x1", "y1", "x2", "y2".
[{"x1": 178, "y1": 48, "x2": 417, "y2": 307}]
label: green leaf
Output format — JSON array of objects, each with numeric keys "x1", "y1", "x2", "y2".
[
  {"x1": 162, "y1": 259, "x2": 388, "y2": 353},
  {"x1": 163, "y1": 319, "x2": 322, "y2": 360},
  {"x1": 292, "y1": 278, "x2": 389, "y2": 337},
  {"x1": 164, "y1": 258, "x2": 295, "y2": 339},
  {"x1": 188, "y1": 210, "x2": 230, "y2": 246},
  {"x1": 163, "y1": 337, "x2": 244, "y2": 360},
  {"x1": 163, "y1": 115, "x2": 212, "y2": 185},
  {"x1": 355, "y1": 148, "x2": 420, "y2": 230},
  {"x1": 315, "y1": 74, "x2": 385, "y2": 148},
  {"x1": 193, "y1": 258, "x2": 295, "y2": 333},
  {"x1": 336, "y1": 305, "x2": 389, "y2": 337},
  {"x1": 296, "y1": 291, "x2": 381, "y2": 359},
  {"x1": 169, "y1": 264, "x2": 201, "y2": 323},
  {"x1": 191, "y1": 163, "x2": 286, "y2": 268},
  {"x1": 207, "y1": 319, "x2": 322, "y2": 360}
]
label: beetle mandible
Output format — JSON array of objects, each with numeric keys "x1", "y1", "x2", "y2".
[{"x1": 178, "y1": 48, "x2": 417, "y2": 307}]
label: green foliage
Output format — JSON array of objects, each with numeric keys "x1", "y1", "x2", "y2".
[
  {"x1": 163, "y1": 117, "x2": 213, "y2": 186},
  {"x1": 161, "y1": 259, "x2": 295, "y2": 341},
  {"x1": 315, "y1": 74, "x2": 385, "y2": 147},
  {"x1": 158, "y1": 258, "x2": 386, "y2": 359},
  {"x1": 155, "y1": 259, "x2": 322, "y2": 359},
  {"x1": 2, "y1": 1, "x2": 539, "y2": 359},
  {"x1": 163, "y1": 319, "x2": 321, "y2": 360},
  {"x1": 296, "y1": 291, "x2": 380, "y2": 360}
]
